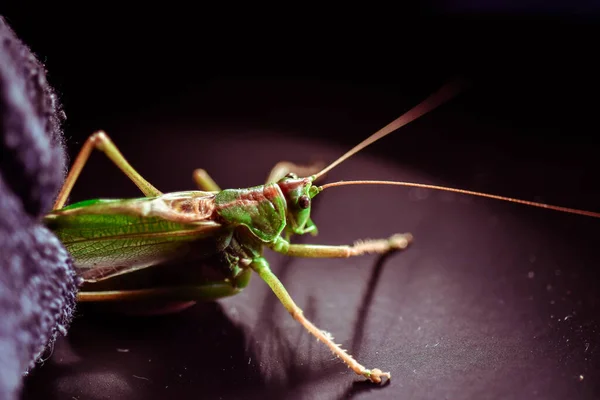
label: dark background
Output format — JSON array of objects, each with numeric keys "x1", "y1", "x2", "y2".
[
  {"x1": 3, "y1": 9, "x2": 600, "y2": 400},
  {"x1": 2, "y1": 11, "x2": 598, "y2": 207}
]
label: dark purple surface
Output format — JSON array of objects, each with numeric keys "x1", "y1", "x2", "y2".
[{"x1": 20, "y1": 120, "x2": 600, "y2": 400}]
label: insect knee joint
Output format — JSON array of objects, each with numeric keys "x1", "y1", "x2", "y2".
[
  {"x1": 271, "y1": 237, "x2": 290, "y2": 254},
  {"x1": 90, "y1": 130, "x2": 110, "y2": 148},
  {"x1": 290, "y1": 308, "x2": 304, "y2": 320}
]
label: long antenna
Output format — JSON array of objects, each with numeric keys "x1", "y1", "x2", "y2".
[
  {"x1": 313, "y1": 79, "x2": 465, "y2": 180},
  {"x1": 318, "y1": 180, "x2": 600, "y2": 219}
]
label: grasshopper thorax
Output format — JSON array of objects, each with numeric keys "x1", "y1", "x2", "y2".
[{"x1": 277, "y1": 173, "x2": 320, "y2": 236}]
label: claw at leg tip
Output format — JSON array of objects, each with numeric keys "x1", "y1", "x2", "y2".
[
  {"x1": 365, "y1": 368, "x2": 392, "y2": 384},
  {"x1": 389, "y1": 233, "x2": 413, "y2": 249}
]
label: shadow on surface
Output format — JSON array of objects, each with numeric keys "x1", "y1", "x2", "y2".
[
  {"x1": 340, "y1": 379, "x2": 392, "y2": 399},
  {"x1": 351, "y1": 253, "x2": 393, "y2": 358},
  {"x1": 241, "y1": 248, "x2": 399, "y2": 398},
  {"x1": 21, "y1": 302, "x2": 267, "y2": 400}
]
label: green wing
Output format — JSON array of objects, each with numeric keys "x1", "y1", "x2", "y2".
[{"x1": 44, "y1": 192, "x2": 227, "y2": 282}]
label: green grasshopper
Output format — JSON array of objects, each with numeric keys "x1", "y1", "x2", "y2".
[{"x1": 43, "y1": 81, "x2": 600, "y2": 384}]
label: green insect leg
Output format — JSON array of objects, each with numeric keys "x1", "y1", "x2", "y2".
[
  {"x1": 192, "y1": 161, "x2": 325, "y2": 192},
  {"x1": 77, "y1": 283, "x2": 237, "y2": 302},
  {"x1": 265, "y1": 161, "x2": 327, "y2": 184},
  {"x1": 54, "y1": 131, "x2": 162, "y2": 210},
  {"x1": 269, "y1": 233, "x2": 413, "y2": 258},
  {"x1": 192, "y1": 169, "x2": 222, "y2": 191},
  {"x1": 251, "y1": 257, "x2": 390, "y2": 383},
  {"x1": 77, "y1": 269, "x2": 252, "y2": 303}
]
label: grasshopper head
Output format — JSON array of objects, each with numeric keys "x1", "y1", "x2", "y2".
[{"x1": 277, "y1": 173, "x2": 321, "y2": 236}]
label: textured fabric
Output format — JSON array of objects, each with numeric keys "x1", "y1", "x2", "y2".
[{"x1": 0, "y1": 16, "x2": 79, "y2": 400}]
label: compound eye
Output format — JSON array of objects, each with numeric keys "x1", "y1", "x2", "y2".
[{"x1": 298, "y1": 195, "x2": 311, "y2": 209}]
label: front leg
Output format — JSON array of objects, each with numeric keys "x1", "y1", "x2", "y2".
[
  {"x1": 269, "y1": 233, "x2": 413, "y2": 257},
  {"x1": 251, "y1": 257, "x2": 391, "y2": 383}
]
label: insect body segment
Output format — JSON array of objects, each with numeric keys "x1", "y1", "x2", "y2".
[{"x1": 214, "y1": 183, "x2": 288, "y2": 242}]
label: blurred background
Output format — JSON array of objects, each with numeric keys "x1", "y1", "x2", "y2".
[{"x1": 1, "y1": 10, "x2": 598, "y2": 207}]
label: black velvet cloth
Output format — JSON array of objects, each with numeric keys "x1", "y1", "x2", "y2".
[{"x1": 0, "y1": 16, "x2": 78, "y2": 400}]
